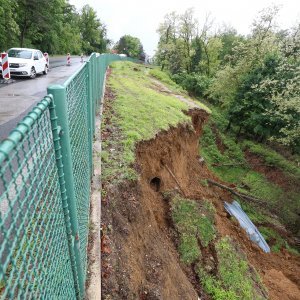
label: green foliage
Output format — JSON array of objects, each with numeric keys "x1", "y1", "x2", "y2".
[
  {"x1": 178, "y1": 233, "x2": 201, "y2": 264},
  {"x1": 241, "y1": 171, "x2": 283, "y2": 202},
  {"x1": 0, "y1": 1, "x2": 108, "y2": 54},
  {"x1": 208, "y1": 65, "x2": 239, "y2": 107},
  {"x1": 172, "y1": 72, "x2": 211, "y2": 97},
  {"x1": 239, "y1": 201, "x2": 272, "y2": 224},
  {"x1": 80, "y1": 5, "x2": 108, "y2": 54},
  {"x1": 200, "y1": 122, "x2": 286, "y2": 208},
  {"x1": 197, "y1": 237, "x2": 267, "y2": 300},
  {"x1": 200, "y1": 103, "x2": 300, "y2": 239},
  {"x1": 218, "y1": 26, "x2": 244, "y2": 63},
  {"x1": 0, "y1": 0, "x2": 19, "y2": 50},
  {"x1": 156, "y1": 6, "x2": 299, "y2": 152},
  {"x1": 227, "y1": 54, "x2": 282, "y2": 140},
  {"x1": 171, "y1": 195, "x2": 216, "y2": 264},
  {"x1": 114, "y1": 35, "x2": 145, "y2": 60}
]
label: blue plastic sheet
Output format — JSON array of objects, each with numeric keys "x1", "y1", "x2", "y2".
[{"x1": 224, "y1": 200, "x2": 270, "y2": 253}]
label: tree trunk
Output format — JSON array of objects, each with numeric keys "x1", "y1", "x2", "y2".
[
  {"x1": 20, "y1": 16, "x2": 28, "y2": 48},
  {"x1": 237, "y1": 126, "x2": 242, "y2": 137},
  {"x1": 226, "y1": 120, "x2": 232, "y2": 131}
]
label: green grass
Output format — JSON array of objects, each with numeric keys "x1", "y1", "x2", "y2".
[
  {"x1": 200, "y1": 118, "x2": 285, "y2": 225},
  {"x1": 149, "y1": 68, "x2": 184, "y2": 92},
  {"x1": 239, "y1": 171, "x2": 283, "y2": 202},
  {"x1": 199, "y1": 104, "x2": 300, "y2": 251},
  {"x1": 102, "y1": 61, "x2": 190, "y2": 181},
  {"x1": 201, "y1": 124, "x2": 246, "y2": 168},
  {"x1": 238, "y1": 200, "x2": 274, "y2": 224},
  {"x1": 199, "y1": 108, "x2": 292, "y2": 210},
  {"x1": 201, "y1": 126, "x2": 299, "y2": 230},
  {"x1": 197, "y1": 237, "x2": 268, "y2": 300},
  {"x1": 259, "y1": 226, "x2": 299, "y2": 255},
  {"x1": 171, "y1": 195, "x2": 216, "y2": 264},
  {"x1": 242, "y1": 140, "x2": 300, "y2": 179}
]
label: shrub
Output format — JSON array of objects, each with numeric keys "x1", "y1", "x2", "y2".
[{"x1": 172, "y1": 72, "x2": 211, "y2": 97}]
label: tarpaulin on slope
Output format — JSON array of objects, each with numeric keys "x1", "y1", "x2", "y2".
[{"x1": 224, "y1": 200, "x2": 270, "y2": 253}]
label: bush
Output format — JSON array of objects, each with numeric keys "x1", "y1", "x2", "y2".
[{"x1": 172, "y1": 72, "x2": 211, "y2": 97}]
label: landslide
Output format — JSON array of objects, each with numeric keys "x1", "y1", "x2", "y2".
[{"x1": 100, "y1": 63, "x2": 300, "y2": 300}]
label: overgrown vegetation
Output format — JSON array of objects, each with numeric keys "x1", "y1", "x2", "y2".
[
  {"x1": 198, "y1": 103, "x2": 300, "y2": 251},
  {"x1": 258, "y1": 227, "x2": 297, "y2": 254},
  {"x1": 155, "y1": 6, "x2": 300, "y2": 152},
  {"x1": 197, "y1": 237, "x2": 268, "y2": 300}
]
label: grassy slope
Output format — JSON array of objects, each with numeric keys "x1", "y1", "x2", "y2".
[{"x1": 102, "y1": 62, "x2": 191, "y2": 182}]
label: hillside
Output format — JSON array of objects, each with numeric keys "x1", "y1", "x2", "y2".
[{"x1": 99, "y1": 62, "x2": 300, "y2": 300}]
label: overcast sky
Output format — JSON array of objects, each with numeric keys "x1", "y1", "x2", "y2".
[{"x1": 69, "y1": 0, "x2": 300, "y2": 56}]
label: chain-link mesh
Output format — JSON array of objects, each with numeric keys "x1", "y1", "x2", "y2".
[
  {"x1": 65, "y1": 65, "x2": 91, "y2": 278},
  {"x1": 0, "y1": 53, "x2": 134, "y2": 298},
  {"x1": 0, "y1": 106, "x2": 76, "y2": 299}
]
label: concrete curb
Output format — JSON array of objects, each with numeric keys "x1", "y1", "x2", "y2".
[{"x1": 86, "y1": 68, "x2": 108, "y2": 300}]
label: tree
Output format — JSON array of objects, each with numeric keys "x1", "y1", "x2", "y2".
[
  {"x1": 209, "y1": 6, "x2": 280, "y2": 107},
  {"x1": 0, "y1": 1, "x2": 109, "y2": 54},
  {"x1": 190, "y1": 35, "x2": 202, "y2": 72},
  {"x1": 38, "y1": 1, "x2": 80, "y2": 54},
  {"x1": 16, "y1": 0, "x2": 65, "y2": 49},
  {"x1": 80, "y1": 4, "x2": 108, "y2": 54},
  {"x1": 114, "y1": 35, "x2": 145, "y2": 60},
  {"x1": 155, "y1": 12, "x2": 182, "y2": 71},
  {"x1": 199, "y1": 36, "x2": 223, "y2": 76},
  {"x1": 0, "y1": 0, "x2": 19, "y2": 50},
  {"x1": 217, "y1": 26, "x2": 244, "y2": 63},
  {"x1": 227, "y1": 54, "x2": 281, "y2": 140},
  {"x1": 258, "y1": 24, "x2": 300, "y2": 149},
  {"x1": 179, "y1": 8, "x2": 198, "y2": 73}
]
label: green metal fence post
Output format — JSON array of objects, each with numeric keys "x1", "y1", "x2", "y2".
[
  {"x1": 86, "y1": 61, "x2": 94, "y2": 174},
  {"x1": 47, "y1": 85, "x2": 85, "y2": 299},
  {"x1": 88, "y1": 57, "x2": 95, "y2": 136},
  {"x1": 47, "y1": 95, "x2": 80, "y2": 298}
]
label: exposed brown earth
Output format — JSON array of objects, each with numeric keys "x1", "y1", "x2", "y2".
[
  {"x1": 100, "y1": 72, "x2": 300, "y2": 300},
  {"x1": 244, "y1": 150, "x2": 300, "y2": 192}
]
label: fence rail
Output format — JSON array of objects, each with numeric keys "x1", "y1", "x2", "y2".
[{"x1": 0, "y1": 53, "x2": 131, "y2": 298}]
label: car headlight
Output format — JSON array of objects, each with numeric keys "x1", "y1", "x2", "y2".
[{"x1": 18, "y1": 63, "x2": 27, "y2": 67}]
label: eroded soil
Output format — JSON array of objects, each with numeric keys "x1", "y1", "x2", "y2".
[{"x1": 100, "y1": 73, "x2": 300, "y2": 300}]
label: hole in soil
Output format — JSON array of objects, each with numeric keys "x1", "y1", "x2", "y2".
[{"x1": 150, "y1": 177, "x2": 161, "y2": 192}]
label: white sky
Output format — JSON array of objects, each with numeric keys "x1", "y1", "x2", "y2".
[{"x1": 69, "y1": 0, "x2": 300, "y2": 56}]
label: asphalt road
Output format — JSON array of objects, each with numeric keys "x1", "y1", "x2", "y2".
[{"x1": 0, "y1": 55, "x2": 85, "y2": 140}]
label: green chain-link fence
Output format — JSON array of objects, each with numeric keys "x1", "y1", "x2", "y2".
[{"x1": 0, "y1": 53, "x2": 132, "y2": 299}]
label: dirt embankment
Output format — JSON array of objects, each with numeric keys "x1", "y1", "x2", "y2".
[{"x1": 101, "y1": 98, "x2": 300, "y2": 299}]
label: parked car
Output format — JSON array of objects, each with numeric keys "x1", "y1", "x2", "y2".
[{"x1": 0, "y1": 48, "x2": 48, "y2": 79}]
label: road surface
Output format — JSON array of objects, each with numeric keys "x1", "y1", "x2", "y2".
[{"x1": 0, "y1": 56, "x2": 85, "y2": 140}]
